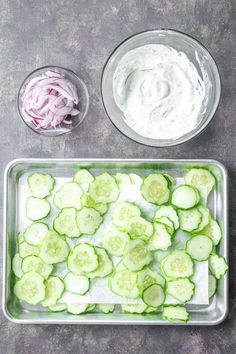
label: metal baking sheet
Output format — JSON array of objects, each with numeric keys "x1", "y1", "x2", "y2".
[{"x1": 2, "y1": 159, "x2": 228, "y2": 325}]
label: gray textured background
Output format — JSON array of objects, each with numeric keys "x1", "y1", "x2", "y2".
[{"x1": 0, "y1": 0, "x2": 236, "y2": 353}]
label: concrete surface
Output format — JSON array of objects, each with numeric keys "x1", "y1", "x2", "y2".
[{"x1": 0, "y1": 0, "x2": 236, "y2": 353}]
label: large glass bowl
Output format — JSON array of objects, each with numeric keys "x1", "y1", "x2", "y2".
[
  {"x1": 18, "y1": 66, "x2": 89, "y2": 136},
  {"x1": 101, "y1": 29, "x2": 221, "y2": 147}
]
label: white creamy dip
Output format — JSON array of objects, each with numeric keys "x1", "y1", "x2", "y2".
[{"x1": 113, "y1": 44, "x2": 206, "y2": 140}]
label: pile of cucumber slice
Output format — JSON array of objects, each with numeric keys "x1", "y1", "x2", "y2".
[{"x1": 12, "y1": 167, "x2": 228, "y2": 321}]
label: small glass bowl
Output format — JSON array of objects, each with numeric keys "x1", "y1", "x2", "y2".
[
  {"x1": 18, "y1": 66, "x2": 89, "y2": 136},
  {"x1": 101, "y1": 29, "x2": 221, "y2": 147}
]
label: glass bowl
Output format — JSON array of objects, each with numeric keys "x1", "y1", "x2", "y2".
[
  {"x1": 18, "y1": 66, "x2": 89, "y2": 136},
  {"x1": 101, "y1": 29, "x2": 221, "y2": 147}
]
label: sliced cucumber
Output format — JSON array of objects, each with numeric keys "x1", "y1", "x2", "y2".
[
  {"x1": 54, "y1": 182, "x2": 83, "y2": 210},
  {"x1": 171, "y1": 185, "x2": 200, "y2": 210},
  {"x1": 142, "y1": 283, "x2": 165, "y2": 307},
  {"x1": 141, "y1": 174, "x2": 170, "y2": 205},
  {"x1": 144, "y1": 306, "x2": 158, "y2": 313},
  {"x1": 14, "y1": 271, "x2": 45, "y2": 305},
  {"x1": 54, "y1": 207, "x2": 80, "y2": 238},
  {"x1": 161, "y1": 250, "x2": 194, "y2": 279},
  {"x1": 24, "y1": 222, "x2": 48, "y2": 246},
  {"x1": 167, "y1": 278, "x2": 195, "y2": 303},
  {"x1": 154, "y1": 205, "x2": 179, "y2": 230},
  {"x1": 178, "y1": 208, "x2": 202, "y2": 232},
  {"x1": 73, "y1": 169, "x2": 94, "y2": 190},
  {"x1": 89, "y1": 172, "x2": 120, "y2": 203},
  {"x1": 49, "y1": 303, "x2": 67, "y2": 312},
  {"x1": 112, "y1": 202, "x2": 141, "y2": 230},
  {"x1": 41, "y1": 276, "x2": 64, "y2": 307},
  {"x1": 154, "y1": 216, "x2": 175, "y2": 235},
  {"x1": 12, "y1": 253, "x2": 23, "y2": 278},
  {"x1": 121, "y1": 304, "x2": 147, "y2": 313},
  {"x1": 127, "y1": 216, "x2": 153, "y2": 241},
  {"x1": 39, "y1": 230, "x2": 69, "y2": 264},
  {"x1": 109, "y1": 268, "x2": 139, "y2": 299},
  {"x1": 86, "y1": 247, "x2": 113, "y2": 278},
  {"x1": 194, "y1": 205, "x2": 210, "y2": 232},
  {"x1": 86, "y1": 304, "x2": 96, "y2": 312},
  {"x1": 115, "y1": 173, "x2": 131, "y2": 185},
  {"x1": 97, "y1": 304, "x2": 115, "y2": 314},
  {"x1": 184, "y1": 168, "x2": 215, "y2": 195},
  {"x1": 18, "y1": 232, "x2": 24, "y2": 244},
  {"x1": 68, "y1": 243, "x2": 98, "y2": 275},
  {"x1": 162, "y1": 305, "x2": 189, "y2": 322},
  {"x1": 209, "y1": 254, "x2": 228, "y2": 280},
  {"x1": 19, "y1": 241, "x2": 40, "y2": 258},
  {"x1": 28, "y1": 173, "x2": 55, "y2": 198},
  {"x1": 186, "y1": 235, "x2": 213, "y2": 261},
  {"x1": 148, "y1": 222, "x2": 172, "y2": 251},
  {"x1": 129, "y1": 173, "x2": 143, "y2": 187},
  {"x1": 101, "y1": 227, "x2": 130, "y2": 257},
  {"x1": 66, "y1": 303, "x2": 88, "y2": 315},
  {"x1": 22, "y1": 255, "x2": 53, "y2": 279},
  {"x1": 64, "y1": 272, "x2": 89, "y2": 295},
  {"x1": 123, "y1": 239, "x2": 152, "y2": 272},
  {"x1": 137, "y1": 268, "x2": 165, "y2": 290},
  {"x1": 81, "y1": 192, "x2": 108, "y2": 215},
  {"x1": 26, "y1": 197, "x2": 50, "y2": 221},
  {"x1": 163, "y1": 173, "x2": 176, "y2": 188},
  {"x1": 76, "y1": 207, "x2": 102, "y2": 235},
  {"x1": 208, "y1": 274, "x2": 217, "y2": 298},
  {"x1": 201, "y1": 219, "x2": 222, "y2": 246}
]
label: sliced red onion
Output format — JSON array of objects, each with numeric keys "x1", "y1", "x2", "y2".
[{"x1": 20, "y1": 70, "x2": 79, "y2": 129}]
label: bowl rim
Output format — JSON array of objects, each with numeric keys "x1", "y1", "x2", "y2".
[
  {"x1": 101, "y1": 28, "x2": 221, "y2": 147},
  {"x1": 17, "y1": 65, "x2": 90, "y2": 137}
]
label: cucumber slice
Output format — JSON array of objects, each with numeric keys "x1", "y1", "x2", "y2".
[
  {"x1": 201, "y1": 219, "x2": 222, "y2": 246},
  {"x1": 81, "y1": 192, "x2": 108, "y2": 216},
  {"x1": 121, "y1": 304, "x2": 147, "y2": 313},
  {"x1": 127, "y1": 216, "x2": 153, "y2": 241},
  {"x1": 148, "y1": 222, "x2": 172, "y2": 251},
  {"x1": 73, "y1": 169, "x2": 94, "y2": 190},
  {"x1": 89, "y1": 172, "x2": 120, "y2": 203},
  {"x1": 142, "y1": 283, "x2": 165, "y2": 307},
  {"x1": 64, "y1": 272, "x2": 90, "y2": 295},
  {"x1": 22, "y1": 255, "x2": 53, "y2": 279},
  {"x1": 41, "y1": 276, "x2": 64, "y2": 307},
  {"x1": 18, "y1": 232, "x2": 24, "y2": 244},
  {"x1": 76, "y1": 207, "x2": 102, "y2": 235},
  {"x1": 26, "y1": 197, "x2": 51, "y2": 221},
  {"x1": 86, "y1": 247, "x2": 113, "y2": 278},
  {"x1": 24, "y1": 222, "x2": 48, "y2": 245},
  {"x1": 28, "y1": 173, "x2": 55, "y2": 198},
  {"x1": 162, "y1": 305, "x2": 189, "y2": 322},
  {"x1": 86, "y1": 304, "x2": 96, "y2": 312},
  {"x1": 101, "y1": 227, "x2": 130, "y2": 257},
  {"x1": 49, "y1": 303, "x2": 67, "y2": 312},
  {"x1": 12, "y1": 253, "x2": 23, "y2": 278},
  {"x1": 129, "y1": 173, "x2": 143, "y2": 187},
  {"x1": 184, "y1": 168, "x2": 215, "y2": 195},
  {"x1": 19, "y1": 241, "x2": 40, "y2": 258},
  {"x1": 39, "y1": 230, "x2": 69, "y2": 264},
  {"x1": 163, "y1": 173, "x2": 176, "y2": 188},
  {"x1": 123, "y1": 239, "x2": 152, "y2": 272},
  {"x1": 97, "y1": 304, "x2": 115, "y2": 314},
  {"x1": 154, "y1": 217, "x2": 175, "y2": 235},
  {"x1": 137, "y1": 268, "x2": 165, "y2": 290},
  {"x1": 14, "y1": 271, "x2": 45, "y2": 305},
  {"x1": 154, "y1": 205, "x2": 179, "y2": 230},
  {"x1": 167, "y1": 278, "x2": 195, "y2": 303},
  {"x1": 186, "y1": 235, "x2": 213, "y2": 261},
  {"x1": 208, "y1": 274, "x2": 217, "y2": 298},
  {"x1": 109, "y1": 268, "x2": 139, "y2": 298},
  {"x1": 112, "y1": 202, "x2": 141, "y2": 230},
  {"x1": 194, "y1": 205, "x2": 210, "y2": 232},
  {"x1": 54, "y1": 182, "x2": 83, "y2": 210},
  {"x1": 178, "y1": 208, "x2": 202, "y2": 232},
  {"x1": 66, "y1": 303, "x2": 88, "y2": 315},
  {"x1": 54, "y1": 207, "x2": 80, "y2": 238},
  {"x1": 68, "y1": 243, "x2": 98, "y2": 275},
  {"x1": 171, "y1": 185, "x2": 200, "y2": 209},
  {"x1": 161, "y1": 250, "x2": 194, "y2": 279},
  {"x1": 115, "y1": 173, "x2": 131, "y2": 185},
  {"x1": 141, "y1": 174, "x2": 170, "y2": 205},
  {"x1": 145, "y1": 306, "x2": 158, "y2": 313},
  {"x1": 209, "y1": 254, "x2": 228, "y2": 279}
]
